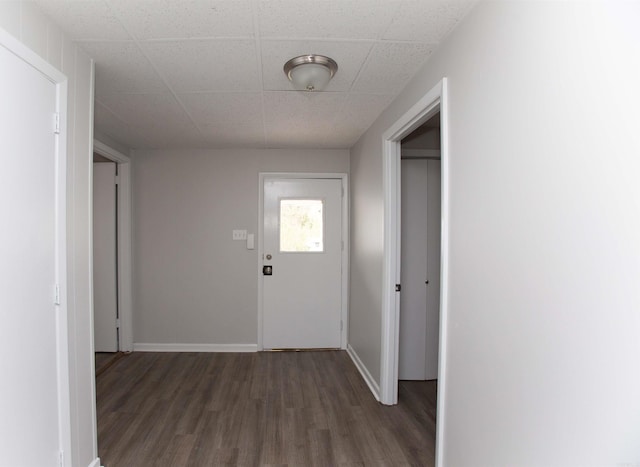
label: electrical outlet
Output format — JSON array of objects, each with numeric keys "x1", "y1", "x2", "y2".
[{"x1": 232, "y1": 229, "x2": 247, "y2": 241}]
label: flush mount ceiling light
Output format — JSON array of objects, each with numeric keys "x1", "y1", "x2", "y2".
[{"x1": 284, "y1": 54, "x2": 338, "y2": 92}]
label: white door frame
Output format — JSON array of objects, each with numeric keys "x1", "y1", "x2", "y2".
[
  {"x1": 93, "y1": 139, "x2": 133, "y2": 352},
  {"x1": 258, "y1": 173, "x2": 349, "y2": 351},
  {"x1": 380, "y1": 79, "x2": 450, "y2": 466},
  {"x1": 0, "y1": 27, "x2": 72, "y2": 465}
]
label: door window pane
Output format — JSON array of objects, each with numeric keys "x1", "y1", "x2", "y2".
[{"x1": 280, "y1": 199, "x2": 324, "y2": 252}]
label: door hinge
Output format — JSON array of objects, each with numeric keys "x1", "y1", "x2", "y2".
[
  {"x1": 59, "y1": 450, "x2": 64, "y2": 467},
  {"x1": 54, "y1": 284, "x2": 61, "y2": 305},
  {"x1": 53, "y1": 113, "x2": 60, "y2": 134},
  {"x1": 116, "y1": 318, "x2": 121, "y2": 329},
  {"x1": 395, "y1": 284, "x2": 401, "y2": 292},
  {"x1": 114, "y1": 174, "x2": 120, "y2": 185},
  {"x1": 340, "y1": 320, "x2": 343, "y2": 331}
]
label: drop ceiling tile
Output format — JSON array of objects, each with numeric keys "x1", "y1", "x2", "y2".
[
  {"x1": 308, "y1": 129, "x2": 361, "y2": 148},
  {"x1": 99, "y1": 92, "x2": 190, "y2": 126},
  {"x1": 33, "y1": 0, "x2": 131, "y2": 40},
  {"x1": 263, "y1": 91, "x2": 345, "y2": 128},
  {"x1": 258, "y1": 0, "x2": 402, "y2": 39},
  {"x1": 383, "y1": 1, "x2": 476, "y2": 43},
  {"x1": 107, "y1": 0, "x2": 254, "y2": 40},
  {"x1": 180, "y1": 91, "x2": 262, "y2": 124},
  {"x1": 141, "y1": 39, "x2": 260, "y2": 92},
  {"x1": 263, "y1": 130, "x2": 348, "y2": 149},
  {"x1": 78, "y1": 41, "x2": 168, "y2": 96},
  {"x1": 198, "y1": 122, "x2": 266, "y2": 148},
  {"x1": 331, "y1": 93, "x2": 395, "y2": 143},
  {"x1": 352, "y1": 42, "x2": 433, "y2": 94},
  {"x1": 179, "y1": 92, "x2": 264, "y2": 144},
  {"x1": 98, "y1": 93, "x2": 205, "y2": 148},
  {"x1": 140, "y1": 124, "x2": 206, "y2": 149},
  {"x1": 261, "y1": 40, "x2": 372, "y2": 92},
  {"x1": 263, "y1": 91, "x2": 346, "y2": 146},
  {"x1": 94, "y1": 100, "x2": 155, "y2": 149}
]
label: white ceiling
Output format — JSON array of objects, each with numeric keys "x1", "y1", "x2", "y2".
[{"x1": 35, "y1": 0, "x2": 475, "y2": 150}]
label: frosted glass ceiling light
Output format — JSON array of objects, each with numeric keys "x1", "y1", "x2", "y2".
[{"x1": 284, "y1": 55, "x2": 338, "y2": 92}]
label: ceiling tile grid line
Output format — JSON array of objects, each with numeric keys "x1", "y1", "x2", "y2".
[
  {"x1": 352, "y1": 42, "x2": 436, "y2": 94},
  {"x1": 80, "y1": 37, "x2": 444, "y2": 46},
  {"x1": 251, "y1": 0, "x2": 267, "y2": 146},
  {"x1": 261, "y1": 37, "x2": 379, "y2": 44},
  {"x1": 330, "y1": 46, "x2": 380, "y2": 126},
  {"x1": 133, "y1": 36, "x2": 257, "y2": 42},
  {"x1": 375, "y1": 0, "x2": 406, "y2": 41},
  {"x1": 77, "y1": 37, "x2": 441, "y2": 45},
  {"x1": 345, "y1": 39, "x2": 378, "y2": 94}
]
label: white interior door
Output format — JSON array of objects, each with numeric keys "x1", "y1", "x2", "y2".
[
  {"x1": 399, "y1": 159, "x2": 441, "y2": 380},
  {"x1": 400, "y1": 159, "x2": 428, "y2": 380},
  {"x1": 0, "y1": 43, "x2": 63, "y2": 465},
  {"x1": 262, "y1": 178, "x2": 343, "y2": 349},
  {"x1": 93, "y1": 162, "x2": 118, "y2": 352},
  {"x1": 425, "y1": 160, "x2": 441, "y2": 379}
]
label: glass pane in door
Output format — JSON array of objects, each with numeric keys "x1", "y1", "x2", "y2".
[{"x1": 280, "y1": 199, "x2": 324, "y2": 252}]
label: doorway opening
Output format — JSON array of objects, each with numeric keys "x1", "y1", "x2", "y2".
[
  {"x1": 399, "y1": 113, "x2": 441, "y2": 382},
  {"x1": 92, "y1": 140, "x2": 133, "y2": 375},
  {"x1": 380, "y1": 78, "x2": 449, "y2": 467},
  {"x1": 398, "y1": 112, "x2": 442, "y2": 461}
]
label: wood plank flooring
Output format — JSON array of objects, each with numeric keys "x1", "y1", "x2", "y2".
[
  {"x1": 96, "y1": 352, "x2": 126, "y2": 377},
  {"x1": 96, "y1": 352, "x2": 116, "y2": 371},
  {"x1": 96, "y1": 351, "x2": 437, "y2": 466}
]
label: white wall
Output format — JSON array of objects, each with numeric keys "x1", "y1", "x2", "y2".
[
  {"x1": 132, "y1": 148, "x2": 348, "y2": 347},
  {"x1": 349, "y1": 1, "x2": 640, "y2": 465},
  {"x1": 0, "y1": 3, "x2": 97, "y2": 466}
]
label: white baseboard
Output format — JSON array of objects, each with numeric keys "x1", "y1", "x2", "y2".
[
  {"x1": 347, "y1": 344, "x2": 380, "y2": 401},
  {"x1": 87, "y1": 457, "x2": 102, "y2": 467},
  {"x1": 133, "y1": 343, "x2": 258, "y2": 353}
]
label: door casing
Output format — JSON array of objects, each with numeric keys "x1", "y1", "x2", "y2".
[
  {"x1": 381, "y1": 78, "x2": 450, "y2": 467},
  {"x1": 258, "y1": 173, "x2": 349, "y2": 351},
  {"x1": 93, "y1": 140, "x2": 133, "y2": 352}
]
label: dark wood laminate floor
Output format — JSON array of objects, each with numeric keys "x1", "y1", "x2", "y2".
[
  {"x1": 96, "y1": 352, "x2": 126, "y2": 376},
  {"x1": 96, "y1": 351, "x2": 437, "y2": 466},
  {"x1": 95, "y1": 352, "x2": 117, "y2": 372}
]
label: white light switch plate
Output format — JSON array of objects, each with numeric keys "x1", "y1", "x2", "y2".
[{"x1": 232, "y1": 229, "x2": 247, "y2": 241}]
